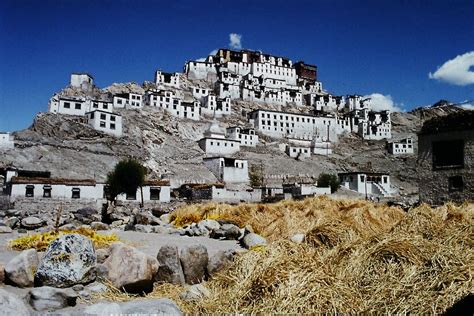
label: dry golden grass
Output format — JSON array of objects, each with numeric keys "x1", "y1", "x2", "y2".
[
  {"x1": 97, "y1": 197, "x2": 474, "y2": 313},
  {"x1": 9, "y1": 227, "x2": 119, "y2": 251}
]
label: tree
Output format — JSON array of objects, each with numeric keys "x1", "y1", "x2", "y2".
[
  {"x1": 249, "y1": 163, "x2": 264, "y2": 187},
  {"x1": 317, "y1": 173, "x2": 340, "y2": 193},
  {"x1": 107, "y1": 158, "x2": 147, "y2": 207}
]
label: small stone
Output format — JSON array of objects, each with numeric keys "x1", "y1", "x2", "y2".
[
  {"x1": 0, "y1": 288, "x2": 30, "y2": 315},
  {"x1": 197, "y1": 219, "x2": 221, "y2": 232},
  {"x1": 290, "y1": 233, "x2": 305, "y2": 244},
  {"x1": 134, "y1": 224, "x2": 153, "y2": 233},
  {"x1": 210, "y1": 223, "x2": 240, "y2": 240},
  {"x1": 86, "y1": 281, "x2": 108, "y2": 294},
  {"x1": 179, "y1": 284, "x2": 211, "y2": 301},
  {"x1": 21, "y1": 216, "x2": 44, "y2": 229},
  {"x1": 72, "y1": 284, "x2": 84, "y2": 292},
  {"x1": 120, "y1": 298, "x2": 182, "y2": 315},
  {"x1": 28, "y1": 286, "x2": 78, "y2": 311},
  {"x1": 4, "y1": 217, "x2": 19, "y2": 229},
  {"x1": 5, "y1": 249, "x2": 39, "y2": 287},
  {"x1": 180, "y1": 245, "x2": 209, "y2": 285},
  {"x1": 90, "y1": 222, "x2": 109, "y2": 230},
  {"x1": 242, "y1": 233, "x2": 267, "y2": 249},
  {"x1": 59, "y1": 223, "x2": 76, "y2": 231},
  {"x1": 95, "y1": 263, "x2": 109, "y2": 279},
  {"x1": 152, "y1": 226, "x2": 170, "y2": 234}
]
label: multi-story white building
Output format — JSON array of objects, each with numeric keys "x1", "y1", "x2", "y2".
[
  {"x1": 200, "y1": 95, "x2": 231, "y2": 117},
  {"x1": 357, "y1": 109, "x2": 391, "y2": 140},
  {"x1": 203, "y1": 157, "x2": 250, "y2": 185},
  {"x1": 155, "y1": 70, "x2": 180, "y2": 88},
  {"x1": 192, "y1": 87, "x2": 211, "y2": 100},
  {"x1": 0, "y1": 132, "x2": 14, "y2": 149},
  {"x1": 339, "y1": 172, "x2": 392, "y2": 197},
  {"x1": 86, "y1": 110, "x2": 123, "y2": 137},
  {"x1": 285, "y1": 138, "x2": 312, "y2": 159},
  {"x1": 388, "y1": 137, "x2": 414, "y2": 155},
  {"x1": 198, "y1": 122, "x2": 240, "y2": 155},
  {"x1": 184, "y1": 61, "x2": 218, "y2": 80},
  {"x1": 226, "y1": 127, "x2": 259, "y2": 147},
  {"x1": 307, "y1": 94, "x2": 345, "y2": 112},
  {"x1": 49, "y1": 96, "x2": 88, "y2": 116},
  {"x1": 113, "y1": 93, "x2": 143, "y2": 109}
]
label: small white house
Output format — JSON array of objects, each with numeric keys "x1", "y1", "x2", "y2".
[
  {"x1": 338, "y1": 172, "x2": 392, "y2": 197},
  {"x1": 115, "y1": 180, "x2": 171, "y2": 203},
  {"x1": 198, "y1": 122, "x2": 240, "y2": 155},
  {"x1": 192, "y1": 87, "x2": 210, "y2": 100},
  {"x1": 388, "y1": 137, "x2": 414, "y2": 155},
  {"x1": 70, "y1": 73, "x2": 94, "y2": 89},
  {"x1": 200, "y1": 95, "x2": 231, "y2": 117},
  {"x1": 113, "y1": 93, "x2": 143, "y2": 109},
  {"x1": 155, "y1": 70, "x2": 180, "y2": 88},
  {"x1": 86, "y1": 110, "x2": 123, "y2": 137},
  {"x1": 226, "y1": 127, "x2": 259, "y2": 147},
  {"x1": 0, "y1": 133, "x2": 14, "y2": 149},
  {"x1": 49, "y1": 96, "x2": 88, "y2": 116},
  {"x1": 203, "y1": 157, "x2": 250, "y2": 185},
  {"x1": 88, "y1": 99, "x2": 113, "y2": 113}
]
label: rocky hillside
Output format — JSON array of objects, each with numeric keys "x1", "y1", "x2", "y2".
[{"x1": 1, "y1": 85, "x2": 468, "y2": 199}]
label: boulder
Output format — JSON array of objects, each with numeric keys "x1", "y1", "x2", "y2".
[
  {"x1": 120, "y1": 298, "x2": 181, "y2": 315},
  {"x1": 156, "y1": 245, "x2": 185, "y2": 285},
  {"x1": 242, "y1": 233, "x2": 267, "y2": 249},
  {"x1": 0, "y1": 225, "x2": 12, "y2": 233},
  {"x1": 290, "y1": 233, "x2": 305, "y2": 244},
  {"x1": 191, "y1": 225, "x2": 209, "y2": 237},
  {"x1": 152, "y1": 226, "x2": 171, "y2": 234},
  {"x1": 5, "y1": 209, "x2": 21, "y2": 217},
  {"x1": 86, "y1": 281, "x2": 108, "y2": 294},
  {"x1": 35, "y1": 234, "x2": 97, "y2": 288},
  {"x1": 95, "y1": 248, "x2": 111, "y2": 264},
  {"x1": 103, "y1": 243, "x2": 158, "y2": 293},
  {"x1": 134, "y1": 224, "x2": 154, "y2": 233},
  {"x1": 180, "y1": 245, "x2": 208, "y2": 284},
  {"x1": 95, "y1": 263, "x2": 109, "y2": 279},
  {"x1": 135, "y1": 211, "x2": 162, "y2": 226},
  {"x1": 90, "y1": 222, "x2": 109, "y2": 230},
  {"x1": 59, "y1": 223, "x2": 77, "y2": 230},
  {"x1": 84, "y1": 302, "x2": 122, "y2": 315},
  {"x1": 21, "y1": 216, "x2": 44, "y2": 229},
  {"x1": 4, "y1": 216, "x2": 19, "y2": 229},
  {"x1": 159, "y1": 213, "x2": 172, "y2": 224},
  {"x1": 73, "y1": 207, "x2": 100, "y2": 225},
  {"x1": 0, "y1": 288, "x2": 30, "y2": 315},
  {"x1": 5, "y1": 249, "x2": 39, "y2": 287},
  {"x1": 210, "y1": 223, "x2": 241, "y2": 240},
  {"x1": 179, "y1": 284, "x2": 211, "y2": 301},
  {"x1": 197, "y1": 219, "x2": 221, "y2": 232},
  {"x1": 207, "y1": 249, "x2": 235, "y2": 276},
  {"x1": 28, "y1": 286, "x2": 77, "y2": 311}
]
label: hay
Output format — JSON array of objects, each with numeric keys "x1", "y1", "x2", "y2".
[
  {"x1": 163, "y1": 197, "x2": 473, "y2": 314},
  {"x1": 9, "y1": 227, "x2": 119, "y2": 251}
]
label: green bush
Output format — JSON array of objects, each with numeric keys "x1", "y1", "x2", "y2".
[{"x1": 317, "y1": 173, "x2": 340, "y2": 193}]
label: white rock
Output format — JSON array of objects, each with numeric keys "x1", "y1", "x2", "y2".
[
  {"x1": 290, "y1": 233, "x2": 305, "y2": 244},
  {"x1": 242, "y1": 233, "x2": 267, "y2": 249},
  {"x1": 0, "y1": 288, "x2": 30, "y2": 316},
  {"x1": 28, "y1": 286, "x2": 78, "y2": 311},
  {"x1": 5, "y1": 248, "x2": 39, "y2": 287},
  {"x1": 179, "y1": 284, "x2": 211, "y2": 301},
  {"x1": 120, "y1": 298, "x2": 182, "y2": 315},
  {"x1": 84, "y1": 302, "x2": 122, "y2": 315}
]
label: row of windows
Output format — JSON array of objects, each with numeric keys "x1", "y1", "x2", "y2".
[
  {"x1": 99, "y1": 121, "x2": 116, "y2": 130},
  {"x1": 89, "y1": 113, "x2": 116, "y2": 121},
  {"x1": 258, "y1": 112, "x2": 332, "y2": 124},
  {"x1": 24, "y1": 186, "x2": 162, "y2": 200},
  {"x1": 209, "y1": 141, "x2": 236, "y2": 147},
  {"x1": 63, "y1": 102, "x2": 82, "y2": 110}
]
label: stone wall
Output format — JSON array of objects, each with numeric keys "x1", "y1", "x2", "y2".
[{"x1": 418, "y1": 129, "x2": 473, "y2": 205}]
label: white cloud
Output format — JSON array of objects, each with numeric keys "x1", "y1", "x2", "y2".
[
  {"x1": 229, "y1": 33, "x2": 242, "y2": 49},
  {"x1": 364, "y1": 93, "x2": 404, "y2": 112},
  {"x1": 196, "y1": 49, "x2": 218, "y2": 62},
  {"x1": 458, "y1": 100, "x2": 474, "y2": 110},
  {"x1": 429, "y1": 51, "x2": 474, "y2": 86}
]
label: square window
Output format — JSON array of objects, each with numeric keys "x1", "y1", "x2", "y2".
[
  {"x1": 110, "y1": 116, "x2": 116, "y2": 121},
  {"x1": 100, "y1": 114, "x2": 106, "y2": 120},
  {"x1": 75, "y1": 103, "x2": 82, "y2": 110},
  {"x1": 448, "y1": 176, "x2": 463, "y2": 192},
  {"x1": 25, "y1": 185, "x2": 34, "y2": 197},
  {"x1": 110, "y1": 123, "x2": 116, "y2": 130},
  {"x1": 72, "y1": 188, "x2": 80, "y2": 199},
  {"x1": 150, "y1": 187, "x2": 161, "y2": 200},
  {"x1": 64, "y1": 102, "x2": 70, "y2": 109},
  {"x1": 43, "y1": 185, "x2": 52, "y2": 198},
  {"x1": 126, "y1": 191, "x2": 136, "y2": 200},
  {"x1": 100, "y1": 121, "x2": 106, "y2": 128}
]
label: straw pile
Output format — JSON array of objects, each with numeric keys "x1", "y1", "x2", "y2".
[{"x1": 105, "y1": 197, "x2": 474, "y2": 313}]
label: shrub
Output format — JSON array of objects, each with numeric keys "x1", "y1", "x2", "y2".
[{"x1": 317, "y1": 173, "x2": 340, "y2": 193}]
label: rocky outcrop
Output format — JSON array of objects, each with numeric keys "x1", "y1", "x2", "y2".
[
  {"x1": 156, "y1": 245, "x2": 185, "y2": 285},
  {"x1": 180, "y1": 245, "x2": 209, "y2": 285},
  {"x1": 28, "y1": 286, "x2": 78, "y2": 311},
  {"x1": 35, "y1": 234, "x2": 97, "y2": 288},
  {"x1": 5, "y1": 249, "x2": 39, "y2": 287},
  {"x1": 84, "y1": 302, "x2": 122, "y2": 315},
  {"x1": 0, "y1": 288, "x2": 30, "y2": 315},
  {"x1": 103, "y1": 243, "x2": 158, "y2": 293}
]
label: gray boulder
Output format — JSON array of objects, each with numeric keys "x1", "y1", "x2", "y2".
[
  {"x1": 0, "y1": 288, "x2": 30, "y2": 316},
  {"x1": 5, "y1": 249, "x2": 39, "y2": 287},
  {"x1": 242, "y1": 233, "x2": 267, "y2": 249},
  {"x1": 179, "y1": 284, "x2": 210, "y2": 301},
  {"x1": 21, "y1": 216, "x2": 44, "y2": 229},
  {"x1": 156, "y1": 245, "x2": 185, "y2": 285},
  {"x1": 152, "y1": 226, "x2": 171, "y2": 234},
  {"x1": 180, "y1": 245, "x2": 208, "y2": 284},
  {"x1": 84, "y1": 302, "x2": 122, "y2": 315},
  {"x1": 207, "y1": 249, "x2": 235, "y2": 276},
  {"x1": 90, "y1": 222, "x2": 109, "y2": 230},
  {"x1": 73, "y1": 207, "x2": 100, "y2": 224},
  {"x1": 120, "y1": 298, "x2": 181, "y2": 315},
  {"x1": 103, "y1": 243, "x2": 158, "y2": 293},
  {"x1": 95, "y1": 248, "x2": 111, "y2": 264},
  {"x1": 85, "y1": 281, "x2": 108, "y2": 294},
  {"x1": 35, "y1": 234, "x2": 97, "y2": 287},
  {"x1": 28, "y1": 286, "x2": 77, "y2": 311},
  {"x1": 4, "y1": 216, "x2": 19, "y2": 229},
  {"x1": 198, "y1": 219, "x2": 221, "y2": 232},
  {"x1": 210, "y1": 223, "x2": 241, "y2": 240},
  {"x1": 134, "y1": 224, "x2": 154, "y2": 233}
]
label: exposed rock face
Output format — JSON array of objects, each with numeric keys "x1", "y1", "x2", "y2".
[
  {"x1": 180, "y1": 245, "x2": 209, "y2": 284},
  {"x1": 156, "y1": 245, "x2": 185, "y2": 285},
  {"x1": 35, "y1": 234, "x2": 97, "y2": 288},
  {"x1": 28, "y1": 286, "x2": 77, "y2": 311},
  {"x1": 207, "y1": 249, "x2": 235, "y2": 276},
  {"x1": 0, "y1": 288, "x2": 30, "y2": 315},
  {"x1": 21, "y1": 216, "x2": 44, "y2": 229},
  {"x1": 242, "y1": 233, "x2": 267, "y2": 249},
  {"x1": 120, "y1": 298, "x2": 182, "y2": 315},
  {"x1": 103, "y1": 243, "x2": 159, "y2": 293},
  {"x1": 5, "y1": 249, "x2": 39, "y2": 287}
]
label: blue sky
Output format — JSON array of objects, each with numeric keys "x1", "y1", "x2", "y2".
[{"x1": 1, "y1": 0, "x2": 473, "y2": 131}]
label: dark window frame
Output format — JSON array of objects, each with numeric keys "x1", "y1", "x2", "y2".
[{"x1": 432, "y1": 139, "x2": 464, "y2": 170}]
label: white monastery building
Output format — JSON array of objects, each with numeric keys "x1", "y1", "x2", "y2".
[
  {"x1": 203, "y1": 157, "x2": 250, "y2": 185},
  {"x1": 226, "y1": 127, "x2": 259, "y2": 147},
  {"x1": 198, "y1": 122, "x2": 240, "y2": 155},
  {"x1": 338, "y1": 172, "x2": 392, "y2": 197},
  {"x1": 388, "y1": 137, "x2": 414, "y2": 155},
  {"x1": 86, "y1": 110, "x2": 123, "y2": 137}
]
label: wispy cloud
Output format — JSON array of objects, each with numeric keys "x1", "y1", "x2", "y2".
[
  {"x1": 196, "y1": 49, "x2": 218, "y2": 62},
  {"x1": 364, "y1": 93, "x2": 404, "y2": 112},
  {"x1": 429, "y1": 51, "x2": 474, "y2": 86},
  {"x1": 229, "y1": 33, "x2": 242, "y2": 49}
]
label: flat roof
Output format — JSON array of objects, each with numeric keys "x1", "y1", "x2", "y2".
[
  {"x1": 338, "y1": 172, "x2": 389, "y2": 176},
  {"x1": 11, "y1": 176, "x2": 96, "y2": 186},
  {"x1": 249, "y1": 108, "x2": 336, "y2": 119}
]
